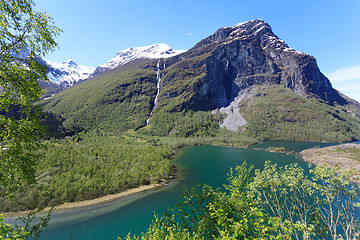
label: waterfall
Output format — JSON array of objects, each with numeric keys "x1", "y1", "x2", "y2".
[
  {"x1": 154, "y1": 60, "x2": 161, "y2": 107},
  {"x1": 146, "y1": 59, "x2": 162, "y2": 125}
]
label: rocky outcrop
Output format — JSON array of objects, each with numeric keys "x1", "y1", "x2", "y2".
[
  {"x1": 156, "y1": 19, "x2": 353, "y2": 133},
  {"x1": 189, "y1": 19, "x2": 346, "y2": 109}
]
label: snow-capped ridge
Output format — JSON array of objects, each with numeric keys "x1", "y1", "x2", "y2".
[
  {"x1": 97, "y1": 43, "x2": 185, "y2": 72},
  {"x1": 44, "y1": 59, "x2": 95, "y2": 87},
  {"x1": 62, "y1": 59, "x2": 79, "y2": 69},
  {"x1": 232, "y1": 19, "x2": 266, "y2": 28},
  {"x1": 208, "y1": 19, "x2": 307, "y2": 55}
]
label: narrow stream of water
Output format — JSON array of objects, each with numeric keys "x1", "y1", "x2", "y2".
[{"x1": 146, "y1": 60, "x2": 163, "y2": 125}]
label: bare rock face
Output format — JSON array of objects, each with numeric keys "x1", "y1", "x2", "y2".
[
  {"x1": 190, "y1": 19, "x2": 345, "y2": 109},
  {"x1": 155, "y1": 19, "x2": 352, "y2": 133}
]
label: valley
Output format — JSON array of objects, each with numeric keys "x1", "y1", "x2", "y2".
[
  {"x1": 40, "y1": 142, "x2": 336, "y2": 239},
  {"x1": 1, "y1": 16, "x2": 360, "y2": 239},
  {"x1": 4, "y1": 18, "x2": 360, "y2": 214},
  {"x1": 0, "y1": 131, "x2": 257, "y2": 213}
]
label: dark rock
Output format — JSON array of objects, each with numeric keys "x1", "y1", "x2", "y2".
[{"x1": 162, "y1": 19, "x2": 347, "y2": 110}]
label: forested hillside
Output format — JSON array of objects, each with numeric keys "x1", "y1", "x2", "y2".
[
  {"x1": 0, "y1": 134, "x2": 173, "y2": 212},
  {"x1": 42, "y1": 20, "x2": 360, "y2": 142}
]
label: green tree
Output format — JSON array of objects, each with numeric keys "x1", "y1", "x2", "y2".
[
  {"x1": 0, "y1": 0, "x2": 61, "y2": 238},
  {"x1": 120, "y1": 163, "x2": 288, "y2": 240},
  {"x1": 0, "y1": 0, "x2": 61, "y2": 196},
  {"x1": 310, "y1": 165, "x2": 360, "y2": 240},
  {"x1": 250, "y1": 162, "x2": 360, "y2": 240},
  {"x1": 0, "y1": 210, "x2": 51, "y2": 240},
  {"x1": 121, "y1": 162, "x2": 360, "y2": 239}
]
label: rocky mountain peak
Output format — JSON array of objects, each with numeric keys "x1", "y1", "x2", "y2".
[
  {"x1": 166, "y1": 19, "x2": 346, "y2": 120},
  {"x1": 231, "y1": 19, "x2": 273, "y2": 37},
  {"x1": 42, "y1": 58, "x2": 95, "y2": 87},
  {"x1": 215, "y1": 19, "x2": 274, "y2": 42},
  {"x1": 195, "y1": 19, "x2": 304, "y2": 56},
  {"x1": 63, "y1": 59, "x2": 79, "y2": 69}
]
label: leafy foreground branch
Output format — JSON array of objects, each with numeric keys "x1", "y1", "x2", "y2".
[
  {"x1": 1, "y1": 0, "x2": 61, "y2": 238},
  {"x1": 0, "y1": 209, "x2": 51, "y2": 240},
  {"x1": 121, "y1": 162, "x2": 360, "y2": 240},
  {"x1": 0, "y1": 0, "x2": 61, "y2": 196}
]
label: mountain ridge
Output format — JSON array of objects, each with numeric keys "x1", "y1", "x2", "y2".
[
  {"x1": 43, "y1": 58, "x2": 95, "y2": 87},
  {"x1": 39, "y1": 44, "x2": 185, "y2": 97},
  {"x1": 42, "y1": 19, "x2": 360, "y2": 142},
  {"x1": 91, "y1": 43, "x2": 185, "y2": 77},
  {"x1": 169, "y1": 19, "x2": 342, "y2": 107}
]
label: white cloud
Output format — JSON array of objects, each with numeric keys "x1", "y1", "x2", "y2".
[
  {"x1": 185, "y1": 33, "x2": 193, "y2": 37},
  {"x1": 326, "y1": 65, "x2": 360, "y2": 103},
  {"x1": 334, "y1": 81, "x2": 360, "y2": 92},
  {"x1": 333, "y1": 81, "x2": 360, "y2": 103},
  {"x1": 327, "y1": 64, "x2": 360, "y2": 82}
]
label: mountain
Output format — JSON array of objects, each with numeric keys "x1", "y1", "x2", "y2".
[
  {"x1": 38, "y1": 44, "x2": 183, "y2": 96},
  {"x1": 36, "y1": 58, "x2": 95, "y2": 98},
  {"x1": 42, "y1": 19, "x2": 360, "y2": 142},
  {"x1": 41, "y1": 59, "x2": 95, "y2": 87},
  {"x1": 91, "y1": 43, "x2": 185, "y2": 77}
]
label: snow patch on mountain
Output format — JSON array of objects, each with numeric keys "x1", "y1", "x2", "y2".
[
  {"x1": 226, "y1": 20, "x2": 307, "y2": 55},
  {"x1": 44, "y1": 59, "x2": 95, "y2": 86},
  {"x1": 93, "y1": 44, "x2": 185, "y2": 75}
]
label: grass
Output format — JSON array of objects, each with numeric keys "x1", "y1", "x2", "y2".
[
  {"x1": 241, "y1": 85, "x2": 360, "y2": 142},
  {"x1": 336, "y1": 146, "x2": 360, "y2": 162}
]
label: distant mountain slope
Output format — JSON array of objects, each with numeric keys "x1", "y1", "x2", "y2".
[
  {"x1": 43, "y1": 59, "x2": 95, "y2": 86},
  {"x1": 38, "y1": 44, "x2": 183, "y2": 97},
  {"x1": 37, "y1": 58, "x2": 95, "y2": 98},
  {"x1": 43, "y1": 61, "x2": 158, "y2": 133},
  {"x1": 91, "y1": 43, "x2": 185, "y2": 77},
  {"x1": 42, "y1": 20, "x2": 360, "y2": 142}
]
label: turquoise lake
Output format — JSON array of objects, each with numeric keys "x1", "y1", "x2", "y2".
[{"x1": 40, "y1": 141, "x2": 337, "y2": 239}]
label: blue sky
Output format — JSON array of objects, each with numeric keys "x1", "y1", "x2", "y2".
[{"x1": 35, "y1": 0, "x2": 360, "y2": 102}]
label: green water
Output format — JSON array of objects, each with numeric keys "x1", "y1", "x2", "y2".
[{"x1": 41, "y1": 142, "x2": 334, "y2": 239}]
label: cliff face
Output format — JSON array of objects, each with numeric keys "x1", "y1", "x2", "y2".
[
  {"x1": 168, "y1": 19, "x2": 345, "y2": 111},
  {"x1": 149, "y1": 19, "x2": 359, "y2": 139}
]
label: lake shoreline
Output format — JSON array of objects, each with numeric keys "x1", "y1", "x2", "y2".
[
  {"x1": 301, "y1": 143, "x2": 360, "y2": 183},
  {"x1": 2, "y1": 165, "x2": 178, "y2": 218},
  {"x1": 4, "y1": 140, "x2": 352, "y2": 218},
  {"x1": 2, "y1": 183, "x2": 162, "y2": 218}
]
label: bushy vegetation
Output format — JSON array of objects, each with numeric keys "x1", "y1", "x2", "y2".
[
  {"x1": 0, "y1": 133, "x2": 173, "y2": 212},
  {"x1": 42, "y1": 66, "x2": 157, "y2": 134},
  {"x1": 0, "y1": 210, "x2": 51, "y2": 240},
  {"x1": 141, "y1": 110, "x2": 220, "y2": 137},
  {"x1": 121, "y1": 162, "x2": 360, "y2": 240},
  {"x1": 242, "y1": 85, "x2": 360, "y2": 142},
  {"x1": 336, "y1": 146, "x2": 360, "y2": 162},
  {"x1": 134, "y1": 130, "x2": 258, "y2": 149},
  {"x1": 266, "y1": 146, "x2": 288, "y2": 153},
  {"x1": 0, "y1": 130, "x2": 260, "y2": 213}
]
